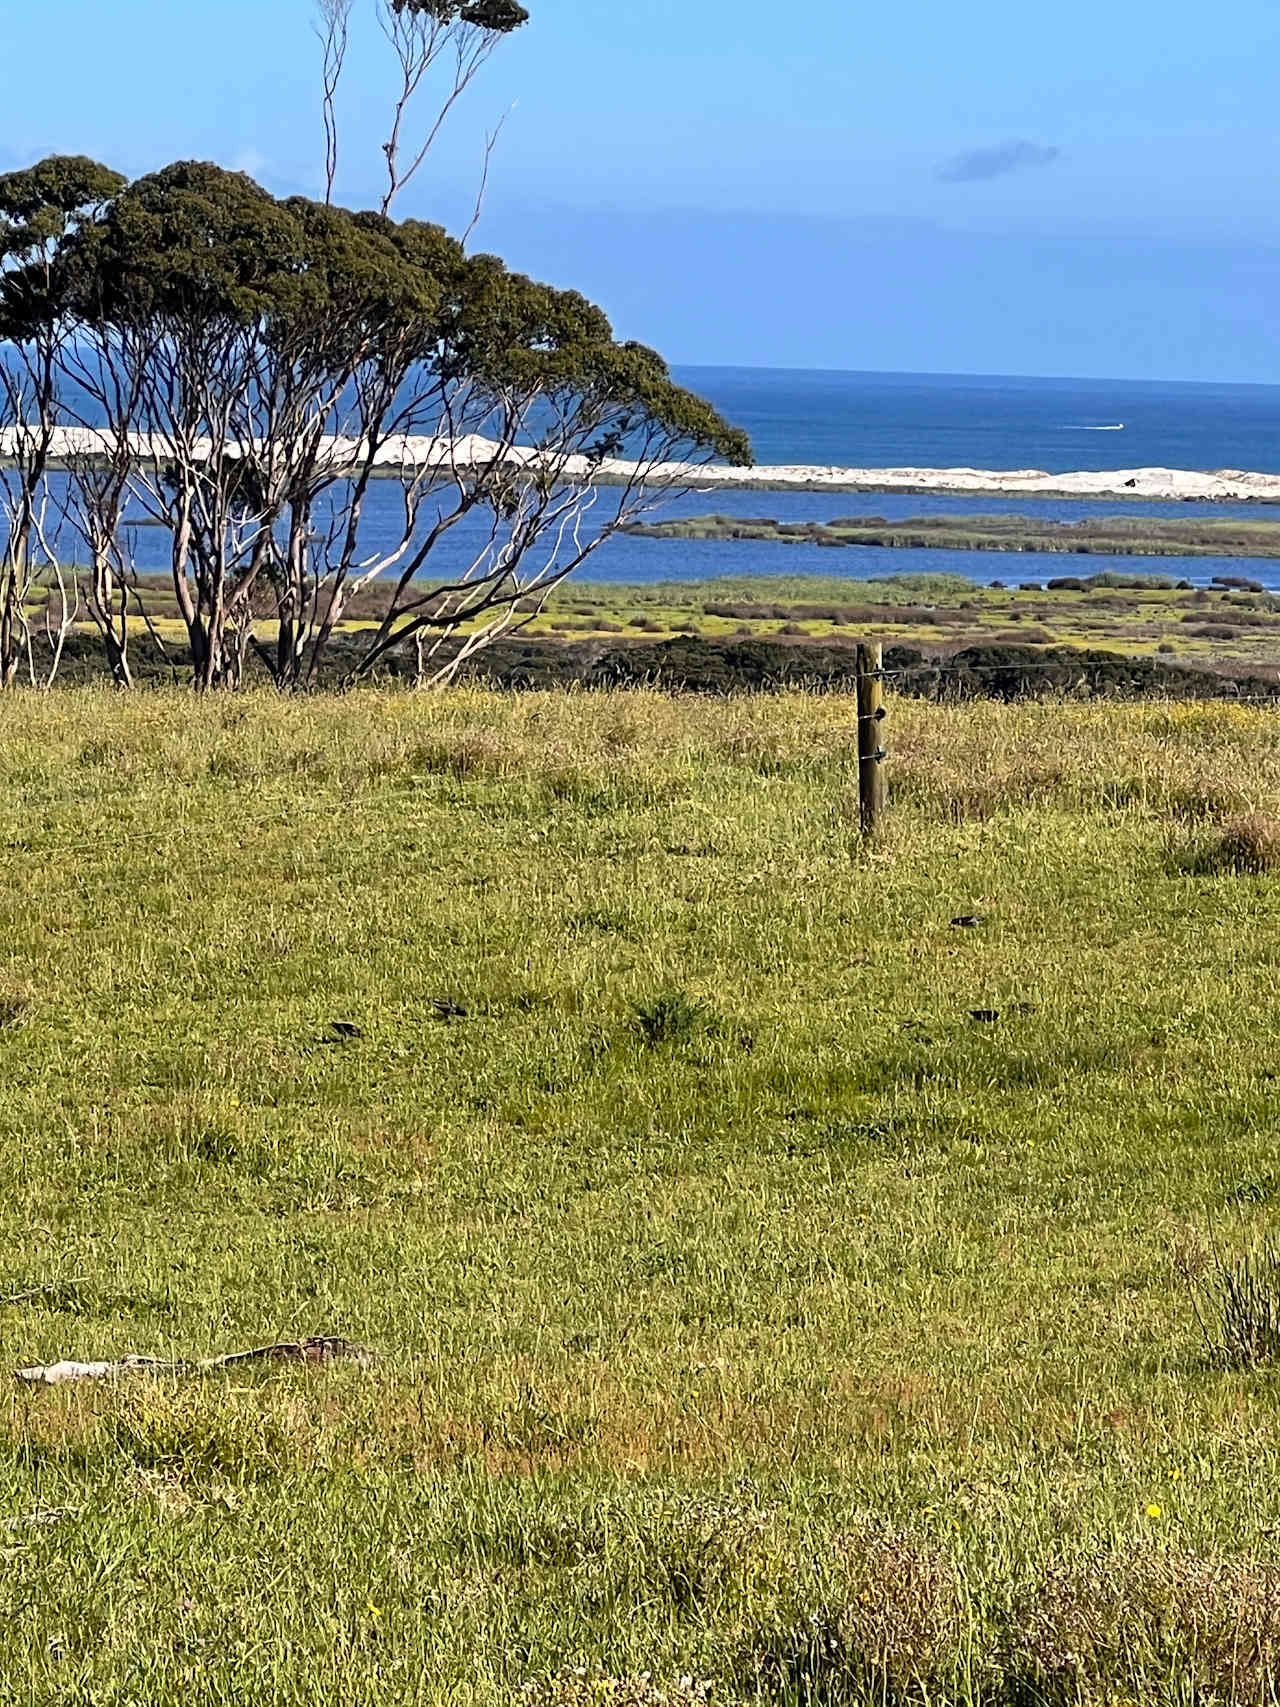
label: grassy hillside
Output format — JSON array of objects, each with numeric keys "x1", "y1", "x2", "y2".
[{"x1": 3, "y1": 687, "x2": 1280, "y2": 1702}]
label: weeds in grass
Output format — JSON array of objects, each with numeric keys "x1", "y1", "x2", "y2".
[
  {"x1": 11, "y1": 1385, "x2": 328, "y2": 1486},
  {"x1": 1209, "y1": 811, "x2": 1280, "y2": 873},
  {"x1": 1008, "y1": 1549, "x2": 1280, "y2": 1702},
  {"x1": 1190, "y1": 1239, "x2": 1280, "y2": 1367},
  {"x1": 653, "y1": 1493, "x2": 783, "y2": 1613},
  {"x1": 404, "y1": 732, "x2": 517, "y2": 780},
  {"x1": 521, "y1": 1672, "x2": 710, "y2": 1707},
  {"x1": 103, "y1": 1387, "x2": 323, "y2": 1483},
  {"x1": 568, "y1": 908, "x2": 633, "y2": 938},
  {"x1": 1166, "y1": 809, "x2": 1280, "y2": 876},
  {"x1": 630, "y1": 991, "x2": 708, "y2": 1047},
  {"x1": 754, "y1": 1523, "x2": 965, "y2": 1703}
]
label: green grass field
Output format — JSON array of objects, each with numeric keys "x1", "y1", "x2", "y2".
[{"x1": 4, "y1": 686, "x2": 1280, "y2": 1702}]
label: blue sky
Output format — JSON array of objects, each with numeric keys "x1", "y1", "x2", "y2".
[{"x1": 3, "y1": 0, "x2": 1278, "y2": 381}]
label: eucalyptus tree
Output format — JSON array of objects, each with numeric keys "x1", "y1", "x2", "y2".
[
  {"x1": 68, "y1": 162, "x2": 313, "y2": 689},
  {"x1": 0, "y1": 0, "x2": 750, "y2": 692},
  {"x1": 59, "y1": 342, "x2": 147, "y2": 688},
  {"x1": 0, "y1": 155, "x2": 124, "y2": 686},
  {"x1": 245, "y1": 197, "x2": 751, "y2": 687},
  {"x1": 306, "y1": 243, "x2": 752, "y2": 687},
  {"x1": 71, "y1": 162, "x2": 749, "y2": 690}
]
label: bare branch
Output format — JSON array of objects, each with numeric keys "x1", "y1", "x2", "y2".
[
  {"x1": 461, "y1": 108, "x2": 510, "y2": 249},
  {"x1": 316, "y1": 0, "x2": 354, "y2": 203},
  {"x1": 378, "y1": 3, "x2": 508, "y2": 214}
]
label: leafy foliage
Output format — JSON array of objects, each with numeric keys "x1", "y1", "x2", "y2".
[
  {"x1": 0, "y1": 155, "x2": 124, "y2": 334},
  {"x1": 390, "y1": 0, "x2": 529, "y2": 23}
]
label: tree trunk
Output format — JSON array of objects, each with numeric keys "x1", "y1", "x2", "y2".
[
  {"x1": 87, "y1": 551, "x2": 133, "y2": 689},
  {"x1": 0, "y1": 514, "x2": 33, "y2": 690}
]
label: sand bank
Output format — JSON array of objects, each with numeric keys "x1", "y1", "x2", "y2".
[
  {"x1": 7, "y1": 428, "x2": 1280, "y2": 502},
  {"x1": 629, "y1": 461, "x2": 1280, "y2": 502}
]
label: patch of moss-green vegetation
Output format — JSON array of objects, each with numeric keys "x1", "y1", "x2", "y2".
[
  {"x1": 625, "y1": 510, "x2": 1280, "y2": 560},
  {"x1": 20, "y1": 570, "x2": 1280, "y2": 683}
]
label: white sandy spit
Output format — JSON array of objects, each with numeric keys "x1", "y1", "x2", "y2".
[
  {"x1": 634, "y1": 460, "x2": 1280, "y2": 502},
  {"x1": 6, "y1": 428, "x2": 1280, "y2": 502}
]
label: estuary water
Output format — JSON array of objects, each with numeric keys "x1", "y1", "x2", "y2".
[
  {"x1": 57, "y1": 367, "x2": 1280, "y2": 592},
  {"x1": 101, "y1": 480, "x2": 1280, "y2": 593}
]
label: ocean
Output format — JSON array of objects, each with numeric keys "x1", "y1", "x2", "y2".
[{"x1": 671, "y1": 367, "x2": 1280, "y2": 476}]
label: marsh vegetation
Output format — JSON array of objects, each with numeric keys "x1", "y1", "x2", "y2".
[
  {"x1": 17, "y1": 568, "x2": 1280, "y2": 692},
  {"x1": 624, "y1": 509, "x2": 1280, "y2": 561}
]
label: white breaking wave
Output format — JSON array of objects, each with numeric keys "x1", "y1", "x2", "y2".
[{"x1": 1062, "y1": 423, "x2": 1125, "y2": 430}]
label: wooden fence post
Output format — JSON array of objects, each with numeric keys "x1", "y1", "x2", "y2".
[{"x1": 856, "y1": 641, "x2": 886, "y2": 836}]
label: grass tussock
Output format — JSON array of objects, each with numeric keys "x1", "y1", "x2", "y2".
[
  {"x1": 1208, "y1": 811, "x2": 1280, "y2": 873},
  {"x1": 756, "y1": 1523, "x2": 966, "y2": 1702},
  {"x1": 630, "y1": 991, "x2": 710, "y2": 1047},
  {"x1": 1191, "y1": 1240, "x2": 1280, "y2": 1368},
  {"x1": 1168, "y1": 810, "x2": 1280, "y2": 876}
]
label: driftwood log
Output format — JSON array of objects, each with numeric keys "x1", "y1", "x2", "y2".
[{"x1": 16, "y1": 1336, "x2": 375, "y2": 1387}]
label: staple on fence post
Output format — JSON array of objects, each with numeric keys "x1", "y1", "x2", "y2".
[{"x1": 856, "y1": 641, "x2": 886, "y2": 836}]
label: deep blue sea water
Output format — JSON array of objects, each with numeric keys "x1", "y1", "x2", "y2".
[{"x1": 671, "y1": 367, "x2": 1280, "y2": 476}]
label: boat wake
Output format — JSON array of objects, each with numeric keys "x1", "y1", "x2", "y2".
[{"x1": 1063, "y1": 423, "x2": 1125, "y2": 431}]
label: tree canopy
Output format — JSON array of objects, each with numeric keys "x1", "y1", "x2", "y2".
[
  {"x1": 0, "y1": 156, "x2": 125, "y2": 338},
  {"x1": 61, "y1": 162, "x2": 748, "y2": 465},
  {"x1": 389, "y1": 0, "x2": 529, "y2": 23}
]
